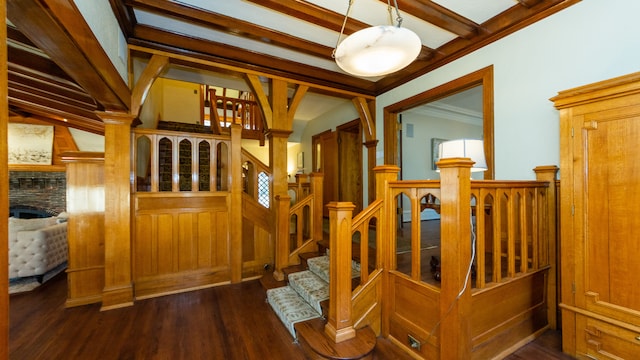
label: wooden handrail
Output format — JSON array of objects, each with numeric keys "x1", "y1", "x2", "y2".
[
  {"x1": 272, "y1": 172, "x2": 324, "y2": 280},
  {"x1": 325, "y1": 163, "x2": 558, "y2": 354},
  {"x1": 240, "y1": 148, "x2": 270, "y2": 205},
  {"x1": 209, "y1": 88, "x2": 265, "y2": 144}
]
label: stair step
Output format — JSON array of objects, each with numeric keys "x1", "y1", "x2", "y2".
[
  {"x1": 266, "y1": 254, "x2": 363, "y2": 340},
  {"x1": 266, "y1": 286, "x2": 321, "y2": 338},
  {"x1": 298, "y1": 251, "x2": 323, "y2": 267},
  {"x1": 295, "y1": 317, "x2": 376, "y2": 360},
  {"x1": 307, "y1": 255, "x2": 361, "y2": 284},
  {"x1": 288, "y1": 270, "x2": 329, "y2": 315}
]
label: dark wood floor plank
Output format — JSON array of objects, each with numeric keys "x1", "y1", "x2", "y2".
[
  {"x1": 10, "y1": 274, "x2": 305, "y2": 360},
  {"x1": 10, "y1": 270, "x2": 572, "y2": 360}
]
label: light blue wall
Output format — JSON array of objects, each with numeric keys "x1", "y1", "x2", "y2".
[
  {"x1": 75, "y1": 0, "x2": 128, "y2": 83},
  {"x1": 377, "y1": 0, "x2": 640, "y2": 180},
  {"x1": 401, "y1": 114, "x2": 482, "y2": 181}
]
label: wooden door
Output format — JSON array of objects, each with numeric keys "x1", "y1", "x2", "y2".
[
  {"x1": 312, "y1": 121, "x2": 363, "y2": 217},
  {"x1": 573, "y1": 104, "x2": 640, "y2": 314},
  {"x1": 338, "y1": 120, "x2": 363, "y2": 214},
  {"x1": 313, "y1": 130, "x2": 338, "y2": 217}
]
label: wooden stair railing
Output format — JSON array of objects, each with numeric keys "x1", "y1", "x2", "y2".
[
  {"x1": 240, "y1": 148, "x2": 270, "y2": 206},
  {"x1": 288, "y1": 173, "x2": 311, "y2": 203},
  {"x1": 316, "y1": 163, "x2": 558, "y2": 359},
  {"x1": 273, "y1": 173, "x2": 323, "y2": 281},
  {"x1": 209, "y1": 88, "x2": 265, "y2": 145}
]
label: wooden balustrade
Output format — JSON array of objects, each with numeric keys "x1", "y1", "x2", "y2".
[
  {"x1": 131, "y1": 128, "x2": 231, "y2": 193},
  {"x1": 273, "y1": 173, "x2": 323, "y2": 280},
  {"x1": 240, "y1": 148, "x2": 270, "y2": 206},
  {"x1": 209, "y1": 88, "x2": 265, "y2": 144},
  {"x1": 326, "y1": 163, "x2": 558, "y2": 358},
  {"x1": 470, "y1": 179, "x2": 552, "y2": 290},
  {"x1": 287, "y1": 173, "x2": 310, "y2": 203}
]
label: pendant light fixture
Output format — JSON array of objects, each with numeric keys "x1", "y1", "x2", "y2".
[{"x1": 333, "y1": 0, "x2": 422, "y2": 77}]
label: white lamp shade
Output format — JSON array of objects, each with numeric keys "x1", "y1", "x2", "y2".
[
  {"x1": 437, "y1": 139, "x2": 487, "y2": 172},
  {"x1": 334, "y1": 25, "x2": 422, "y2": 77}
]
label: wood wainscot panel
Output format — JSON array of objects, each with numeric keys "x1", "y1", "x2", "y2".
[
  {"x1": 351, "y1": 270, "x2": 383, "y2": 336},
  {"x1": 470, "y1": 268, "x2": 549, "y2": 360},
  {"x1": 62, "y1": 152, "x2": 105, "y2": 308},
  {"x1": 135, "y1": 193, "x2": 228, "y2": 212},
  {"x1": 241, "y1": 221, "x2": 273, "y2": 279},
  {"x1": 132, "y1": 193, "x2": 231, "y2": 299},
  {"x1": 388, "y1": 272, "x2": 440, "y2": 359},
  {"x1": 241, "y1": 193, "x2": 273, "y2": 279},
  {"x1": 66, "y1": 212, "x2": 105, "y2": 307}
]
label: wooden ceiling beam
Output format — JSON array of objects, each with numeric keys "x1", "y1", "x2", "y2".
[
  {"x1": 8, "y1": 87, "x2": 100, "y2": 121},
  {"x1": 518, "y1": 0, "x2": 546, "y2": 8},
  {"x1": 109, "y1": 0, "x2": 137, "y2": 36},
  {"x1": 7, "y1": 0, "x2": 131, "y2": 111},
  {"x1": 374, "y1": 0, "x2": 579, "y2": 93},
  {"x1": 393, "y1": 0, "x2": 479, "y2": 39},
  {"x1": 246, "y1": 0, "x2": 367, "y2": 35},
  {"x1": 7, "y1": 97, "x2": 105, "y2": 135},
  {"x1": 7, "y1": 40, "x2": 74, "y2": 84},
  {"x1": 130, "y1": 25, "x2": 378, "y2": 95},
  {"x1": 126, "y1": 0, "x2": 335, "y2": 59},
  {"x1": 8, "y1": 75, "x2": 97, "y2": 111},
  {"x1": 8, "y1": 67, "x2": 96, "y2": 106},
  {"x1": 244, "y1": 0, "x2": 432, "y2": 74}
]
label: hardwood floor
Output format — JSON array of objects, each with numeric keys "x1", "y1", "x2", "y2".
[
  {"x1": 9, "y1": 272, "x2": 573, "y2": 359},
  {"x1": 10, "y1": 273, "x2": 306, "y2": 360}
]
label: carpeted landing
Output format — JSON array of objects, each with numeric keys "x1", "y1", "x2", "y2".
[{"x1": 266, "y1": 255, "x2": 360, "y2": 338}]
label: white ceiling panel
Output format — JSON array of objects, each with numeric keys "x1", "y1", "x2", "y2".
[{"x1": 432, "y1": 0, "x2": 518, "y2": 24}]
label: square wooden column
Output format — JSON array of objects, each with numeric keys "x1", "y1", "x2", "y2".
[
  {"x1": 269, "y1": 129, "x2": 293, "y2": 281},
  {"x1": 97, "y1": 111, "x2": 136, "y2": 310}
]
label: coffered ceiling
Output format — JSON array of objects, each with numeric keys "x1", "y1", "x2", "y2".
[{"x1": 6, "y1": 0, "x2": 579, "y2": 134}]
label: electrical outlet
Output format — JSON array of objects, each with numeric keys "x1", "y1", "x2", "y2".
[{"x1": 408, "y1": 334, "x2": 421, "y2": 351}]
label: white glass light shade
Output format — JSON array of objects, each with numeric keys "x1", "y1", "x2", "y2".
[
  {"x1": 334, "y1": 25, "x2": 422, "y2": 77},
  {"x1": 437, "y1": 139, "x2": 487, "y2": 172}
]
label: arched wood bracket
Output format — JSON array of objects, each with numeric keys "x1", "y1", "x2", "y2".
[
  {"x1": 131, "y1": 55, "x2": 169, "y2": 118},
  {"x1": 352, "y1": 97, "x2": 375, "y2": 142},
  {"x1": 244, "y1": 74, "x2": 308, "y2": 131}
]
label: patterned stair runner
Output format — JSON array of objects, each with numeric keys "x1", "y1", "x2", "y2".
[{"x1": 266, "y1": 255, "x2": 361, "y2": 339}]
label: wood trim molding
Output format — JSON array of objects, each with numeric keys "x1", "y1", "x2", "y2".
[{"x1": 383, "y1": 65, "x2": 495, "y2": 179}]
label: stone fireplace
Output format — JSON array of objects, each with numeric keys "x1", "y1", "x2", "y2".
[{"x1": 9, "y1": 171, "x2": 66, "y2": 217}]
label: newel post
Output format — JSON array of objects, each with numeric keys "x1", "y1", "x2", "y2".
[
  {"x1": 374, "y1": 166, "x2": 399, "y2": 270},
  {"x1": 534, "y1": 165, "x2": 559, "y2": 330},
  {"x1": 437, "y1": 157, "x2": 473, "y2": 360},
  {"x1": 374, "y1": 165, "x2": 399, "y2": 338},
  {"x1": 325, "y1": 202, "x2": 356, "y2": 343},
  {"x1": 309, "y1": 172, "x2": 324, "y2": 242},
  {"x1": 273, "y1": 194, "x2": 291, "y2": 281},
  {"x1": 295, "y1": 173, "x2": 309, "y2": 198}
]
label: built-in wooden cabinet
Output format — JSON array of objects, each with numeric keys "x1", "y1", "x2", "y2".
[{"x1": 552, "y1": 72, "x2": 640, "y2": 358}]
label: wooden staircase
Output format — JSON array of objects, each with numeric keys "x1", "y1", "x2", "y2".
[{"x1": 261, "y1": 251, "x2": 411, "y2": 360}]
